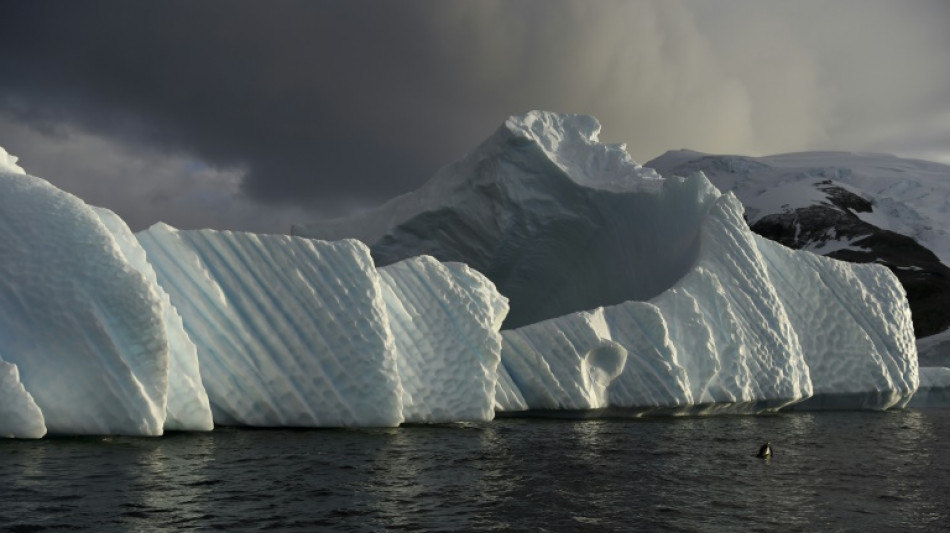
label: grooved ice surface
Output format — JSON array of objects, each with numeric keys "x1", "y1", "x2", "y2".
[
  {"x1": 501, "y1": 194, "x2": 814, "y2": 413},
  {"x1": 499, "y1": 168, "x2": 915, "y2": 412},
  {"x1": 0, "y1": 170, "x2": 168, "y2": 436},
  {"x1": 0, "y1": 108, "x2": 925, "y2": 436},
  {"x1": 757, "y1": 235, "x2": 918, "y2": 409},
  {"x1": 379, "y1": 258, "x2": 508, "y2": 423},
  {"x1": 296, "y1": 111, "x2": 918, "y2": 413},
  {"x1": 137, "y1": 226, "x2": 404, "y2": 427},
  {"x1": 94, "y1": 208, "x2": 213, "y2": 431}
]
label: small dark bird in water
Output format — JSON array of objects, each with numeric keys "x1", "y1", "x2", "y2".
[{"x1": 757, "y1": 442, "x2": 772, "y2": 458}]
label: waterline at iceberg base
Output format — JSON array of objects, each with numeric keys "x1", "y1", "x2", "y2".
[{"x1": 0, "y1": 112, "x2": 924, "y2": 439}]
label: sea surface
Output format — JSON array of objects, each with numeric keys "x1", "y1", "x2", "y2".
[{"x1": 2, "y1": 409, "x2": 949, "y2": 532}]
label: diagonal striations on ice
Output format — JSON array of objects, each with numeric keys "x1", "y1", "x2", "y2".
[
  {"x1": 378, "y1": 257, "x2": 508, "y2": 423},
  {"x1": 296, "y1": 111, "x2": 916, "y2": 414},
  {"x1": 94, "y1": 208, "x2": 214, "y2": 431},
  {"x1": 137, "y1": 225, "x2": 405, "y2": 428},
  {"x1": 757, "y1": 235, "x2": 918, "y2": 409}
]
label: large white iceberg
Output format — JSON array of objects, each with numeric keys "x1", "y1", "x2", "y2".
[
  {"x1": 137, "y1": 225, "x2": 508, "y2": 427},
  {"x1": 379, "y1": 257, "x2": 508, "y2": 423},
  {"x1": 0, "y1": 109, "x2": 924, "y2": 437},
  {"x1": 297, "y1": 111, "x2": 919, "y2": 412},
  {"x1": 294, "y1": 113, "x2": 710, "y2": 330},
  {"x1": 0, "y1": 150, "x2": 508, "y2": 436},
  {"x1": 137, "y1": 226, "x2": 405, "y2": 427},
  {"x1": 0, "y1": 168, "x2": 169, "y2": 436},
  {"x1": 94, "y1": 208, "x2": 214, "y2": 431}
]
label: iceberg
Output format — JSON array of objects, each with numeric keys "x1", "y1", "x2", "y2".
[
  {"x1": 0, "y1": 358, "x2": 46, "y2": 439},
  {"x1": 0, "y1": 146, "x2": 508, "y2": 435},
  {"x1": 0, "y1": 168, "x2": 169, "y2": 436},
  {"x1": 907, "y1": 367, "x2": 950, "y2": 408},
  {"x1": 294, "y1": 112, "x2": 710, "y2": 331},
  {"x1": 137, "y1": 225, "x2": 406, "y2": 427},
  {"x1": 94, "y1": 208, "x2": 214, "y2": 431},
  {"x1": 136, "y1": 225, "x2": 508, "y2": 427},
  {"x1": 0, "y1": 109, "x2": 925, "y2": 437},
  {"x1": 297, "y1": 111, "x2": 919, "y2": 413},
  {"x1": 379, "y1": 257, "x2": 508, "y2": 423},
  {"x1": 0, "y1": 145, "x2": 25, "y2": 175}
]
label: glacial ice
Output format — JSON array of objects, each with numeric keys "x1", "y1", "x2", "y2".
[
  {"x1": 379, "y1": 257, "x2": 508, "y2": 423},
  {"x1": 137, "y1": 226, "x2": 406, "y2": 427},
  {"x1": 907, "y1": 367, "x2": 950, "y2": 408},
  {"x1": 137, "y1": 225, "x2": 508, "y2": 427},
  {"x1": 294, "y1": 112, "x2": 710, "y2": 330},
  {"x1": 0, "y1": 110, "x2": 927, "y2": 437},
  {"x1": 298, "y1": 111, "x2": 918, "y2": 413},
  {"x1": 0, "y1": 358, "x2": 46, "y2": 439},
  {"x1": 0, "y1": 169, "x2": 169, "y2": 436},
  {"x1": 94, "y1": 208, "x2": 214, "y2": 431}
]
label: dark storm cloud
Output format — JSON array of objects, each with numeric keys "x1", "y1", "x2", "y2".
[
  {"x1": 0, "y1": 1, "x2": 461, "y2": 209},
  {"x1": 0, "y1": 1, "x2": 948, "y2": 231}
]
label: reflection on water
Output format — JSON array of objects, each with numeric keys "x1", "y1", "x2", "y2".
[{"x1": 1, "y1": 410, "x2": 949, "y2": 532}]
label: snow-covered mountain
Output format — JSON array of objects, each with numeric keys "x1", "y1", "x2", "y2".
[{"x1": 648, "y1": 150, "x2": 950, "y2": 339}]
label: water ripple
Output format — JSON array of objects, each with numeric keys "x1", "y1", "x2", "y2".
[{"x1": 1, "y1": 412, "x2": 949, "y2": 531}]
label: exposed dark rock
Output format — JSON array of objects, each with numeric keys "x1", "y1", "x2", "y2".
[{"x1": 749, "y1": 186, "x2": 950, "y2": 338}]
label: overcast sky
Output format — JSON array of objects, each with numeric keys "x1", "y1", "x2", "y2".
[{"x1": 1, "y1": 0, "x2": 948, "y2": 233}]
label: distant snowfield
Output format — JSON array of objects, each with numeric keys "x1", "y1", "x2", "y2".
[
  {"x1": 0, "y1": 111, "x2": 937, "y2": 438},
  {"x1": 648, "y1": 149, "x2": 950, "y2": 266}
]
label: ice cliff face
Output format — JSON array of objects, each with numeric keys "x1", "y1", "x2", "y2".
[
  {"x1": 380, "y1": 258, "x2": 508, "y2": 423},
  {"x1": 648, "y1": 150, "x2": 950, "y2": 339},
  {"x1": 94, "y1": 209, "x2": 214, "y2": 432},
  {"x1": 0, "y1": 358, "x2": 46, "y2": 439},
  {"x1": 299, "y1": 111, "x2": 919, "y2": 412},
  {"x1": 0, "y1": 111, "x2": 924, "y2": 437},
  {"x1": 0, "y1": 170, "x2": 170, "y2": 436},
  {"x1": 136, "y1": 225, "x2": 508, "y2": 427},
  {"x1": 294, "y1": 112, "x2": 714, "y2": 330},
  {"x1": 0, "y1": 162, "x2": 507, "y2": 436}
]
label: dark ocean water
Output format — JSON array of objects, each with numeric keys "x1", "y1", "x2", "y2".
[{"x1": 2, "y1": 409, "x2": 949, "y2": 532}]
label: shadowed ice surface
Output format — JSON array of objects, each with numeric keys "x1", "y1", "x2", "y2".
[{"x1": 1, "y1": 410, "x2": 949, "y2": 532}]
